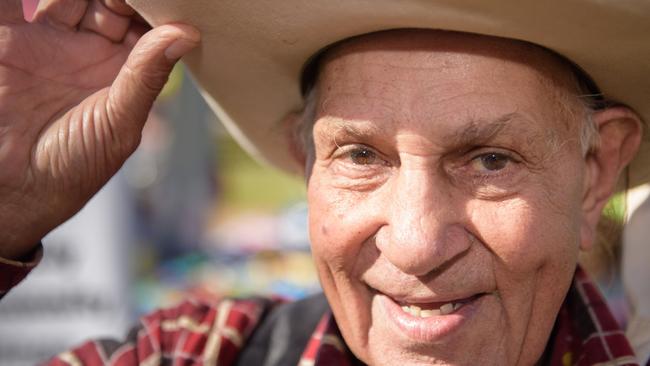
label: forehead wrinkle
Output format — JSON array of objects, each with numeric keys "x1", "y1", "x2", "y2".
[
  {"x1": 319, "y1": 92, "x2": 399, "y2": 117},
  {"x1": 316, "y1": 92, "x2": 398, "y2": 141},
  {"x1": 447, "y1": 112, "x2": 520, "y2": 148}
]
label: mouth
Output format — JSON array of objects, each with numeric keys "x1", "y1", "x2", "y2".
[
  {"x1": 378, "y1": 291, "x2": 489, "y2": 342},
  {"x1": 398, "y1": 294, "x2": 481, "y2": 318}
]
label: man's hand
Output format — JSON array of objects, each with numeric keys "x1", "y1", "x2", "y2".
[{"x1": 0, "y1": 0, "x2": 200, "y2": 259}]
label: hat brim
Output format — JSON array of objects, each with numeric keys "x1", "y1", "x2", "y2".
[{"x1": 127, "y1": 0, "x2": 650, "y2": 186}]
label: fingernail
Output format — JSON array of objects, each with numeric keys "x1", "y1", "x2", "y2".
[{"x1": 165, "y1": 38, "x2": 198, "y2": 61}]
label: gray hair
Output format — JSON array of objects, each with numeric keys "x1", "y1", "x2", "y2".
[{"x1": 580, "y1": 106, "x2": 600, "y2": 156}]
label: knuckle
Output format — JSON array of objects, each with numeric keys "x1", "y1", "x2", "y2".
[{"x1": 123, "y1": 60, "x2": 169, "y2": 98}]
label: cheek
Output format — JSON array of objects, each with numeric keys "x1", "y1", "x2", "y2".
[
  {"x1": 467, "y1": 196, "x2": 581, "y2": 274},
  {"x1": 307, "y1": 189, "x2": 352, "y2": 272},
  {"x1": 307, "y1": 176, "x2": 381, "y2": 272},
  {"x1": 467, "y1": 196, "x2": 582, "y2": 359},
  {"x1": 306, "y1": 176, "x2": 380, "y2": 362}
]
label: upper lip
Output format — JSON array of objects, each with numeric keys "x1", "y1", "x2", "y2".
[
  {"x1": 391, "y1": 293, "x2": 481, "y2": 305},
  {"x1": 371, "y1": 287, "x2": 487, "y2": 305}
]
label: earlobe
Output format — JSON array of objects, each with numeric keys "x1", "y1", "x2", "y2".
[
  {"x1": 579, "y1": 218, "x2": 595, "y2": 251},
  {"x1": 579, "y1": 106, "x2": 642, "y2": 250}
]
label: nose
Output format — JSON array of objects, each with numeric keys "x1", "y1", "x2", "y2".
[{"x1": 376, "y1": 167, "x2": 472, "y2": 276}]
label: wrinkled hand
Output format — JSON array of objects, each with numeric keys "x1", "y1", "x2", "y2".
[{"x1": 0, "y1": 0, "x2": 200, "y2": 259}]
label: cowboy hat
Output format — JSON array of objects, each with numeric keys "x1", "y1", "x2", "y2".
[{"x1": 126, "y1": 0, "x2": 650, "y2": 185}]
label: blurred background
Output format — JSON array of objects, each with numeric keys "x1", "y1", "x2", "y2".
[
  {"x1": 0, "y1": 66, "x2": 320, "y2": 365},
  {"x1": 1, "y1": 1, "x2": 648, "y2": 365}
]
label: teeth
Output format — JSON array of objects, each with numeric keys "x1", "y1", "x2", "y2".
[
  {"x1": 419, "y1": 309, "x2": 439, "y2": 318},
  {"x1": 411, "y1": 305, "x2": 421, "y2": 316},
  {"x1": 401, "y1": 302, "x2": 461, "y2": 317},
  {"x1": 439, "y1": 303, "x2": 454, "y2": 315},
  {"x1": 401, "y1": 305, "x2": 421, "y2": 316}
]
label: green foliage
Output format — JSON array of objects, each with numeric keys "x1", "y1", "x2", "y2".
[
  {"x1": 602, "y1": 193, "x2": 625, "y2": 224},
  {"x1": 216, "y1": 137, "x2": 306, "y2": 211}
]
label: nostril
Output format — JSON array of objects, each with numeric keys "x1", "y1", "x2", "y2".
[{"x1": 376, "y1": 223, "x2": 474, "y2": 276}]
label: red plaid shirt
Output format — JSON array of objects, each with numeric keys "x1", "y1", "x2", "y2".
[{"x1": 1, "y1": 250, "x2": 642, "y2": 365}]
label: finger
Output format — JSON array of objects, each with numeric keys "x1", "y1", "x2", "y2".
[
  {"x1": 79, "y1": 0, "x2": 130, "y2": 42},
  {"x1": 107, "y1": 24, "x2": 200, "y2": 132},
  {"x1": 22, "y1": 0, "x2": 38, "y2": 21},
  {"x1": 102, "y1": 0, "x2": 134, "y2": 16},
  {"x1": 1, "y1": 0, "x2": 28, "y2": 23},
  {"x1": 123, "y1": 21, "x2": 149, "y2": 49},
  {"x1": 33, "y1": 0, "x2": 88, "y2": 28}
]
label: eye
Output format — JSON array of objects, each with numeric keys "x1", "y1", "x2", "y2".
[
  {"x1": 348, "y1": 147, "x2": 378, "y2": 165},
  {"x1": 470, "y1": 152, "x2": 511, "y2": 172}
]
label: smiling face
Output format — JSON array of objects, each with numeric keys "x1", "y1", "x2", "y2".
[{"x1": 304, "y1": 31, "x2": 594, "y2": 365}]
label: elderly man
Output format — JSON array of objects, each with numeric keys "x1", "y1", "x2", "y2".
[{"x1": 0, "y1": 0, "x2": 648, "y2": 365}]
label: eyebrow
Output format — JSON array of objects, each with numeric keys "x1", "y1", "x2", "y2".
[
  {"x1": 325, "y1": 118, "x2": 384, "y2": 141},
  {"x1": 318, "y1": 111, "x2": 550, "y2": 153},
  {"x1": 446, "y1": 112, "x2": 530, "y2": 148}
]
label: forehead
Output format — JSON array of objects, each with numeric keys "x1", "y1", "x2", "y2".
[
  {"x1": 311, "y1": 30, "x2": 582, "y2": 138},
  {"x1": 317, "y1": 30, "x2": 578, "y2": 92}
]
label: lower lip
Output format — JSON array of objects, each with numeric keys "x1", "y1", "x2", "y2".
[{"x1": 380, "y1": 293, "x2": 482, "y2": 342}]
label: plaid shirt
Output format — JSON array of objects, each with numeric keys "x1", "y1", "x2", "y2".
[{"x1": 1, "y1": 250, "x2": 643, "y2": 365}]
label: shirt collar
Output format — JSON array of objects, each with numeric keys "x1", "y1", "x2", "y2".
[{"x1": 300, "y1": 266, "x2": 639, "y2": 365}]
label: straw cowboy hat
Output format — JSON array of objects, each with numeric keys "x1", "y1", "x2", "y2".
[{"x1": 127, "y1": 0, "x2": 650, "y2": 185}]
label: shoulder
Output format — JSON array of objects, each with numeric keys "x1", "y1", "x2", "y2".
[
  {"x1": 141, "y1": 296, "x2": 280, "y2": 363},
  {"x1": 235, "y1": 293, "x2": 329, "y2": 366},
  {"x1": 48, "y1": 296, "x2": 283, "y2": 365}
]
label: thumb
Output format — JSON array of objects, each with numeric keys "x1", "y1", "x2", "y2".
[{"x1": 108, "y1": 24, "x2": 200, "y2": 130}]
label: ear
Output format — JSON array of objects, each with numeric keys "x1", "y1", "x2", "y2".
[
  {"x1": 282, "y1": 111, "x2": 308, "y2": 174},
  {"x1": 580, "y1": 106, "x2": 643, "y2": 250}
]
